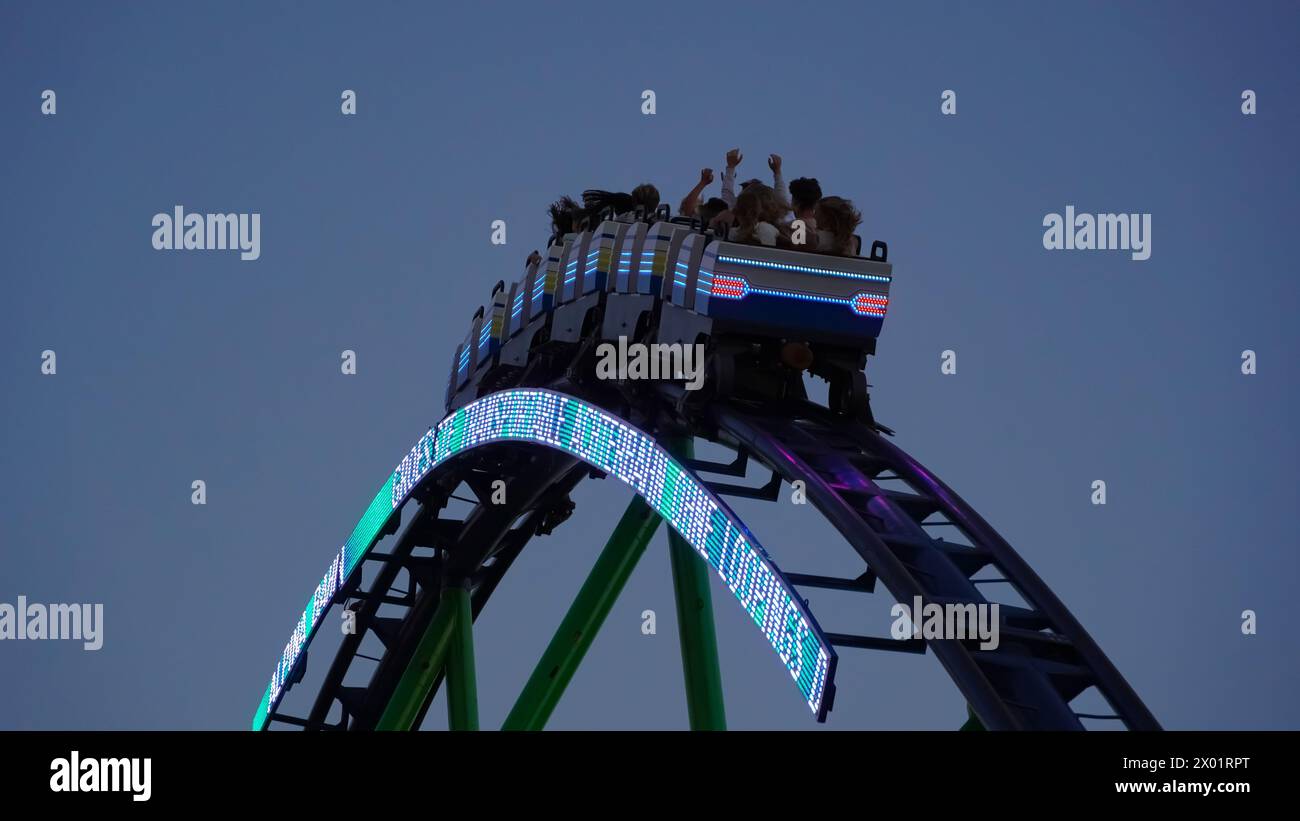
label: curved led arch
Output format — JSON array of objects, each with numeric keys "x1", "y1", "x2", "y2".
[{"x1": 253, "y1": 388, "x2": 837, "y2": 729}]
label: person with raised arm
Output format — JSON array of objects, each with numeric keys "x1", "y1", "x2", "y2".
[
  {"x1": 720, "y1": 149, "x2": 788, "y2": 214},
  {"x1": 679, "y1": 167, "x2": 714, "y2": 220},
  {"x1": 719, "y1": 148, "x2": 743, "y2": 207}
]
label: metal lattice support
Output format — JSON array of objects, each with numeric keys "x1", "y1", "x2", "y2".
[{"x1": 262, "y1": 387, "x2": 1158, "y2": 732}]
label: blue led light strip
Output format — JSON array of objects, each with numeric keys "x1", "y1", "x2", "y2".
[
  {"x1": 749, "y1": 284, "x2": 887, "y2": 316},
  {"x1": 253, "y1": 388, "x2": 836, "y2": 729},
  {"x1": 695, "y1": 268, "x2": 714, "y2": 294},
  {"x1": 429, "y1": 390, "x2": 834, "y2": 716},
  {"x1": 714, "y1": 273, "x2": 887, "y2": 317},
  {"x1": 717, "y1": 254, "x2": 891, "y2": 283}
]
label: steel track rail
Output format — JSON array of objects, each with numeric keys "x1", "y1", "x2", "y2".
[
  {"x1": 270, "y1": 382, "x2": 1157, "y2": 730},
  {"x1": 275, "y1": 448, "x2": 583, "y2": 730},
  {"x1": 352, "y1": 457, "x2": 583, "y2": 729},
  {"x1": 703, "y1": 395, "x2": 1159, "y2": 730}
]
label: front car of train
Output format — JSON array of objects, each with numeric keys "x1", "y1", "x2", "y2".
[{"x1": 445, "y1": 206, "x2": 893, "y2": 424}]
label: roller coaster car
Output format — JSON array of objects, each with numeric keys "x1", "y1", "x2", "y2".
[
  {"x1": 699, "y1": 239, "x2": 890, "y2": 348},
  {"x1": 444, "y1": 212, "x2": 892, "y2": 427}
]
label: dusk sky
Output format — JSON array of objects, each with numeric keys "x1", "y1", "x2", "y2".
[{"x1": 2, "y1": 1, "x2": 1296, "y2": 730}]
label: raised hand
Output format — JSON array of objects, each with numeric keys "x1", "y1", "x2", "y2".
[
  {"x1": 725, "y1": 148, "x2": 743, "y2": 169},
  {"x1": 768, "y1": 153, "x2": 782, "y2": 173},
  {"x1": 700, "y1": 168, "x2": 714, "y2": 185}
]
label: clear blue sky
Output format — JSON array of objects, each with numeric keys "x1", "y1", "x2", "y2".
[{"x1": 1, "y1": 0, "x2": 1296, "y2": 729}]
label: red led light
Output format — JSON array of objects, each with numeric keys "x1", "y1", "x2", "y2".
[
  {"x1": 711, "y1": 275, "x2": 750, "y2": 299},
  {"x1": 851, "y1": 293, "x2": 889, "y2": 316}
]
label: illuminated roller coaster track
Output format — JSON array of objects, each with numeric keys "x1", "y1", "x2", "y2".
[
  {"x1": 253, "y1": 383, "x2": 1160, "y2": 731},
  {"x1": 252, "y1": 219, "x2": 1160, "y2": 732}
]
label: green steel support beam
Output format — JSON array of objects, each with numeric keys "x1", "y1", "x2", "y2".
[
  {"x1": 444, "y1": 584, "x2": 479, "y2": 730},
  {"x1": 376, "y1": 589, "x2": 459, "y2": 731},
  {"x1": 666, "y1": 437, "x2": 727, "y2": 730},
  {"x1": 502, "y1": 495, "x2": 663, "y2": 730}
]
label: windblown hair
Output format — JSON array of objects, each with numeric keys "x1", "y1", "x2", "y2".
[
  {"x1": 815, "y1": 196, "x2": 862, "y2": 256},
  {"x1": 580, "y1": 189, "x2": 632, "y2": 217},
  {"x1": 582, "y1": 184, "x2": 663, "y2": 224},
  {"x1": 699, "y1": 197, "x2": 729, "y2": 225},
  {"x1": 788, "y1": 177, "x2": 822, "y2": 213},
  {"x1": 732, "y1": 183, "x2": 786, "y2": 244},
  {"x1": 547, "y1": 196, "x2": 582, "y2": 238},
  {"x1": 630, "y1": 183, "x2": 660, "y2": 213}
]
